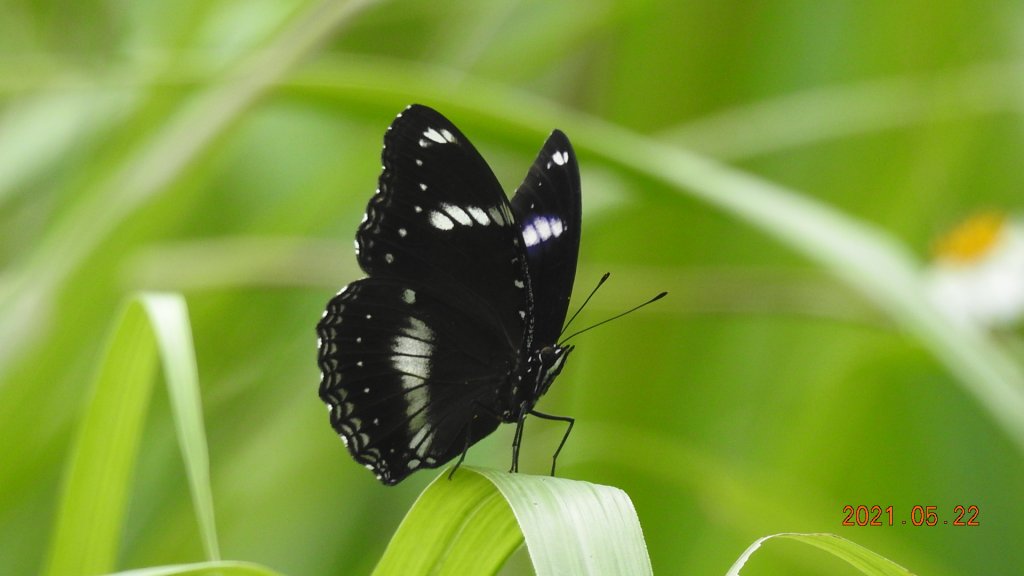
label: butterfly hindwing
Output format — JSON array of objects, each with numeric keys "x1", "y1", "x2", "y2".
[{"x1": 318, "y1": 277, "x2": 509, "y2": 484}]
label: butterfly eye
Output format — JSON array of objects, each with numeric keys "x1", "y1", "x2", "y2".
[{"x1": 538, "y1": 346, "x2": 572, "y2": 369}]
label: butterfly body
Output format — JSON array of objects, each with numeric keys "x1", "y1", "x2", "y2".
[{"x1": 317, "y1": 105, "x2": 580, "y2": 485}]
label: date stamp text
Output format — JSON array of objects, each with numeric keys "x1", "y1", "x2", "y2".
[{"x1": 841, "y1": 505, "x2": 980, "y2": 527}]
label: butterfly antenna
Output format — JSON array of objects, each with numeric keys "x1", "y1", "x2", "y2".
[
  {"x1": 560, "y1": 291, "x2": 667, "y2": 344},
  {"x1": 559, "y1": 272, "x2": 611, "y2": 338}
]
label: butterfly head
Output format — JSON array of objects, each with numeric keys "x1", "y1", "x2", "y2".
[{"x1": 531, "y1": 344, "x2": 573, "y2": 399}]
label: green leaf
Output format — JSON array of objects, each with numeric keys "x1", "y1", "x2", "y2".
[
  {"x1": 44, "y1": 293, "x2": 219, "y2": 575},
  {"x1": 374, "y1": 467, "x2": 651, "y2": 576},
  {"x1": 478, "y1": 468, "x2": 652, "y2": 576},
  {"x1": 141, "y1": 294, "x2": 220, "y2": 560},
  {"x1": 106, "y1": 560, "x2": 282, "y2": 576},
  {"x1": 373, "y1": 468, "x2": 522, "y2": 576},
  {"x1": 43, "y1": 298, "x2": 159, "y2": 576},
  {"x1": 726, "y1": 532, "x2": 915, "y2": 576}
]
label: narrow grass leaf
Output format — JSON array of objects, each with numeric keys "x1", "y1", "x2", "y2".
[
  {"x1": 107, "y1": 560, "x2": 282, "y2": 576},
  {"x1": 45, "y1": 293, "x2": 219, "y2": 575},
  {"x1": 476, "y1": 468, "x2": 652, "y2": 576},
  {"x1": 43, "y1": 299, "x2": 158, "y2": 576},
  {"x1": 374, "y1": 467, "x2": 651, "y2": 576},
  {"x1": 726, "y1": 532, "x2": 915, "y2": 576},
  {"x1": 140, "y1": 293, "x2": 220, "y2": 560},
  {"x1": 373, "y1": 468, "x2": 522, "y2": 575}
]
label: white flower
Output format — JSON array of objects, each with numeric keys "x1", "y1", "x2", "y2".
[{"x1": 925, "y1": 212, "x2": 1024, "y2": 328}]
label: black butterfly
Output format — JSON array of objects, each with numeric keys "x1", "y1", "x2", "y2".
[{"x1": 317, "y1": 104, "x2": 581, "y2": 485}]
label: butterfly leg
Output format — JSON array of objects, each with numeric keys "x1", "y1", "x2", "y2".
[
  {"x1": 448, "y1": 428, "x2": 473, "y2": 481},
  {"x1": 449, "y1": 403, "x2": 505, "y2": 481},
  {"x1": 527, "y1": 410, "x2": 575, "y2": 476},
  {"x1": 510, "y1": 412, "x2": 529, "y2": 473}
]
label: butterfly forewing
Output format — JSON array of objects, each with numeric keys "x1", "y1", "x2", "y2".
[
  {"x1": 510, "y1": 130, "x2": 581, "y2": 347},
  {"x1": 357, "y1": 105, "x2": 529, "y2": 344}
]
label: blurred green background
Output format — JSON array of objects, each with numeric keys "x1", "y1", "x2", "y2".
[{"x1": 2, "y1": 0, "x2": 1023, "y2": 574}]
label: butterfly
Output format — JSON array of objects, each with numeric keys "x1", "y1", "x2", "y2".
[{"x1": 316, "y1": 104, "x2": 581, "y2": 485}]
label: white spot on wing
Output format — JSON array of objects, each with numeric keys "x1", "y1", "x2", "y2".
[
  {"x1": 534, "y1": 217, "x2": 553, "y2": 241},
  {"x1": 551, "y1": 219, "x2": 564, "y2": 237},
  {"x1": 402, "y1": 317, "x2": 433, "y2": 341},
  {"x1": 522, "y1": 215, "x2": 565, "y2": 247},
  {"x1": 522, "y1": 225, "x2": 538, "y2": 247},
  {"x1": 401, "y1": 374, "x2": 424, "y2": 389},
  {"x1": 442, "y1": 203, "x2": 472, "y2": 226},
  {"x1": 391, "y1": 334, "x2": 431, "y2": 357},
  {"x1": 467, "y1": 206, "x2": 489, "y2": 225},
  {"x1": 423, "y1": 127, "x2": 455, "y2": 144},
  {"x1": 429, "y1": 211, "x2": 454, "y2": 230},
  {"x1": 487, "y1": 206, "x2": 506, "y2": 226},
  {"x1": 409, "y1": 425, "x2": 430, "y2": 450},
  {"x1": 394, "y1": 354, "x2": 430, "y2": 379},
  {"x1": 552, "y1": 150, "x2": 569, "y2": 166}
]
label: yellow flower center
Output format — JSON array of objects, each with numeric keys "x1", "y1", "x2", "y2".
[{"x1": 933, "y1": 211, "x2": 1007, "y2": 263}]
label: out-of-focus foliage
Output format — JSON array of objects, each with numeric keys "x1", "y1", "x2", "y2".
[{"x1": 2, "y1": 0, "x2": 1022, "y2": 574}]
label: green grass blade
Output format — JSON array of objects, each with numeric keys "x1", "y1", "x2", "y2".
[
  {"x1": 140, "y1": 293, "x2": 219, "y2": 560},
  {"x1": 374, "y1": 467, "x2": 651, "y2": 576},
  {"x1": 43, "y1": 299, "x2": 159, "y2": 576},
  {"x1": 44, "y1": 293, "x2": 219, "y2": 575},
  {"x1": 477, "y1": 468, "x2": 652, "y2": 576},
  {"x1": 726, "y1": 532, "x2": 915, "y2": 576},
  {"x1": 373, "y1": 468, "x2": 522, "y2": 576},
  {"x1": 662, "y1": 62, "x2": 1024, "y2": 161},
  {"x1": 107, "y1": 560, "x2": 282, "y2": 576}
]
